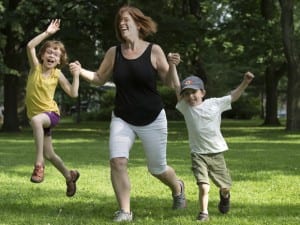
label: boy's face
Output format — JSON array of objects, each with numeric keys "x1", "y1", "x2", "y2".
[
  {"x1": 41, "y1": 47, "x2": 62, "y2": 69},
  {"x1": 182, "y1": 88, "x2": 205, "y2": 106}
]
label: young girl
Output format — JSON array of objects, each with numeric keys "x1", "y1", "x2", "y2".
[{"x1": 26, "y1": 19, "x2": 80, "y2": 197}]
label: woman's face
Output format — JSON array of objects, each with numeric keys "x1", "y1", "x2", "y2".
[{"x1": 119, "y1": 11, "x2": 139, "y2": 40}]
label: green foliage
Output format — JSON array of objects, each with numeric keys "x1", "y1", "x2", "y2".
[
  {"x1": 223, "y1": 95, "x2": 261, "y2": 119},
  {"x1": 98, "y1": 89, "x2": 116, "y2": 121},
  {"x1": 158, "y1": 86, "x2": 182, "y2": 120},
  {"x1": 2, "y1": 0, "x2": 299, "y2": 129}
]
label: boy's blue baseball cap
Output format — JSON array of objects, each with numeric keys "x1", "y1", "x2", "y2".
[{"x1": 180, "y1": 75, "x2": 205, "y2": 94}]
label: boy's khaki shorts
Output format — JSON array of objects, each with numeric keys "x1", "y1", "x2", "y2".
[{"x1": 191, "y1": 152, "x2": 232, "y2": 189}]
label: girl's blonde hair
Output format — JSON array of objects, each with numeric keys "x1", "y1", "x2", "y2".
[
  {"x1": 114, "y1": 5, "x2": 157, "y2": 42},
  {"x1": 38, "y1": 40, "x2": 68, "y2": 68}
]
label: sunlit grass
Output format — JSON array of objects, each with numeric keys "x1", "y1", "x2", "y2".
[{"x1": 0, "y1": 118, "x2": 299, "y2": 224}]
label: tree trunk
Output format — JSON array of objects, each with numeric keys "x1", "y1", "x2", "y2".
[
  {"x1": 263, "y1": 66, "x2": 281, "y2": 125},
  {"x1": 279, "y1": 0, "x2": 300, "y2": 131},
  {"x1": 1, "y1": 0, "x2": 22, "y2": 132},
  {"x1": 1, "y1": 75, "x2": 20, "y2": 132}
]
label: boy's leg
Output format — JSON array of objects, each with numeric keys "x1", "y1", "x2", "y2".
[
  {"x1": 197, "y1": 183, "x2": 210, "y2": 221},
  {"x1": 199, "y1": 183, "x2": 209, "y2": 213},
  {"x1": 209, "y1": 153, "x2": 231, "y2": 214}
]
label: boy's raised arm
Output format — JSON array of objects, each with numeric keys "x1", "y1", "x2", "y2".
[{"x1": 230, "y1": 71, "x2": 255, "y2": 102}]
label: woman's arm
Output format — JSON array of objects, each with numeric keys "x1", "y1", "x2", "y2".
[{"x1": 69, "y1": 46, "x2": 116, "y2": 86}]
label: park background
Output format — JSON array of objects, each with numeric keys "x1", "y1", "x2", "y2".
[{"x1": 0, "y1": 0, "x2": 299, "y2": 224}]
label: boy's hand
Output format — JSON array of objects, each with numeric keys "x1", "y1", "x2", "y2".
[
  {"x1": 46, "y1": 19, "x2": 60, "y2": 35},
  {"x1": 167, "y1": 53, "x2": 181, "y2": 66},
  {"x1": 244, "y1": 71, "x2": 255, "y2": 84}
]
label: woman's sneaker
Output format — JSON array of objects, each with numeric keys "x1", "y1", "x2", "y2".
[
  {"x1": 172, "y1": 180, "x2": 187, "y2": 209},
  {"x1": 113, "y1": 210, "x2": 133, "y2": 222},
  {"x1": 66, "y1": 170, "x2": 80, "y2": 197},
  {"x1": 30, "y1": 164, "x2": 45, "y2": 183}
]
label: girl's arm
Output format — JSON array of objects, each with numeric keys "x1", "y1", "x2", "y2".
[
  {"x1": 58, "y1": 71, "x2": 80, "y2": 98},
  {"x1": 26, "y1": 19, "x2": 60, "y2": 68}
]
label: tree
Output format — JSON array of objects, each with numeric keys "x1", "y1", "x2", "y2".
[
  {"x1": 279, "y1": 0, "x2": 300, "y2": 131},
  {"x1": 0, "y1": 0, "x2": 114, "y2": 130},
  {"x1": 261, "y1": 0, "x2": 286, "y2": 126},
  {"x1": 1, "y1": 0, "x2": 23, "y2": 132}
]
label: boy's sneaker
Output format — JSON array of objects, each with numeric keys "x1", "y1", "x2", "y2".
[
  {"x1": 113, "y1": 210, "x2": 133, "y2": 222},
  {"x1": 172, "y1": 180, "x2": 187, "y2": 209},
  {"x1": 66, "y1": 170, "x2": 80, "y2": 197},
  {"x1": 30, "y1": 164, "x2": 45, "y2": 183},
  {"x1": 197, "y1": 212, "x2": 209, "y2": 222},
  {"x1": 218, "y1": 191, "x2": 230, "y2": 214}
]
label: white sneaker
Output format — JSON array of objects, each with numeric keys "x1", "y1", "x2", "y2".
[{"x1": 113, "y1": 210, "x2": 133, "y2": 222}]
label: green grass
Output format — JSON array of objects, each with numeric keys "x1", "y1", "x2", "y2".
[{"x1": 0, "y1": 119, "x2": 299, "y2": 225}]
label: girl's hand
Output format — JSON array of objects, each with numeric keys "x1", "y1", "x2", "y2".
[
  {"x1": 46, "y1": 19, "x2": 60, "y2": 35},
  {"x1": 167, "y1": 53, "x2": 182, "y2": 66},
  {"x1": 69, "y1": 61, "x2": 82, "y2": 77}
]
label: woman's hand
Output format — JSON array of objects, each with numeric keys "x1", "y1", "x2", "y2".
[
  {"x1": 69, "y1": 61, "x2": 82, "y2": 77},
  {"x1": 167, "y1": 53, "x2": 181, "y2": 66}
]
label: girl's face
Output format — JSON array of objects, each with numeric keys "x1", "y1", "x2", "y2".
[
  {"x1": 182, "y1": 89, "x2": 205, "y2": 106},
  {"x1": 119, "y1": 11, "x2": 139, "y2": 40},
  {"x1": 41, "y1": 47, "x2": 62, "y2": 69}
]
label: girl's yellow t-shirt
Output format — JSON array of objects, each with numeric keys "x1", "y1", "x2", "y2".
[{"x1": 25, "y1": 64, "x2": 60, "y2": 119}]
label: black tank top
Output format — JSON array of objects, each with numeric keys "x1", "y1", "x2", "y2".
[{"x1": 112, "y1": 43, "x2": 164, "y2": 125}]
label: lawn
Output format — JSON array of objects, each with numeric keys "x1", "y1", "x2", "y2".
[{"x1": 0, "y1": 119, "x2": 299, "y2": 225}]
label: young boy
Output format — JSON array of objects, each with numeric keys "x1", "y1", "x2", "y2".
[
  {"x1": 26, "y1": 19, "x2": 80, "y2": 197},
  {"x1": 175, "y1": 72, "x2": 254, "y2": 221}
]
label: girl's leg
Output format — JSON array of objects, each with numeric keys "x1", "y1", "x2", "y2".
[
  {"x1": 30, "y1": 113, "x2": 51, "y2": 183},
  {"x1": 43, "y1": 135, "x2": 80, "y2": 197},
  {"x1": 30, "y1": 113, "x2": 51, "y2": 165},
  {"x1": 43, "y1": 135, "x2": 70, "y2": 179}
]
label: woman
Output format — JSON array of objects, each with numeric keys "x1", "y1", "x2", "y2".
[{"x1": 70, "y1": 5, "x2": 186, "y2": 222}]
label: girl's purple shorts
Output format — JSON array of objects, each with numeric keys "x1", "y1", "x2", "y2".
[{"x1": 44, "y1": 112, "x2": 60, "y2": 136}]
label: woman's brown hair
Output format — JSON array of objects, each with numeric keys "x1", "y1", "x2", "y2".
[{"x1": 114, "y1": 5, "x2": 157, "y2": 42}]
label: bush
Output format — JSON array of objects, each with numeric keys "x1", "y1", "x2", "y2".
[
  {"x1": 158, "y1": 86, "x2": 182, "y2": 120},
  {"x1": 98, "y1": 89, "x2": 116, "y2": 120},
  {"x1": 223, "y1": 95, "x2": 261, "y2": 119}
]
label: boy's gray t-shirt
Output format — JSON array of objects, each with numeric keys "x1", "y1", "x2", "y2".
[{"x1": 176, "y1": 95, "x2": 231, "y2": 154}]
